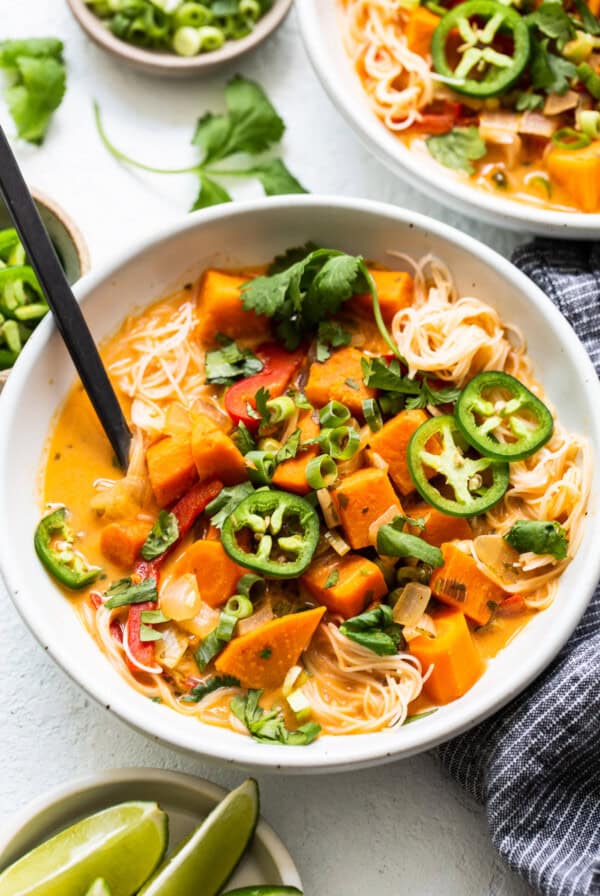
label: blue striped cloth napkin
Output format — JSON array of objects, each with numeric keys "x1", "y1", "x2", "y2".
[{"x1": 438, "y1": 240, "x2": 600, "y2": 896}]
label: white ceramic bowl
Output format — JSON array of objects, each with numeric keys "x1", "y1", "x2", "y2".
[
  {"x1": 0, "y1": 196, "x2": 598, "y2": 772},
  {"x1": 67, "y1": 0, "x2": 292, "y2": 77},
  {"x1": 296, "y1": 0, "x2": 600, "y2": 238},
  {"x1": 0, "y1": 768, "x2": 302, "y2": 889}
]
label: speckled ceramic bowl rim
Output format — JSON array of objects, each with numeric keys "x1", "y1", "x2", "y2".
[
  {"x1": 1, "y1": 196, "x2": 599, "y2": 773},
  {"x1": 296, "y1": 0, "x2": 600, "y2": 237},
  {"x1": 0, "y1": 767, "x2": 303, "y2": 887},
  {"x1": 67, "y1": 0, "x2": 293, "y2": 74}
]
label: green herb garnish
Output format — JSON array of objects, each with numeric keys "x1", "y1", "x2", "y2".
[
  {"x1": 426, "y1": 127, "x2": 486, "y2": 175},
  {"x1": 504, "y1": 520, "x2": 568, "y2": 560},
  {"x1": 0, "y1": 38, "x2": 66, "y2": 143},
  {"x1": 205, "y1": 336, "x2": 263, "y2": 385},
  {"x1": 340, "y1": 605, "x2": 404, "y2": 656},
  {"x1": 231, "y1": 689, "x2": 321, "y2": 745},
  {"x1": 182, "y1": 674, "x2": 241, "y2": 704},
  {"x1": 104, "y1": 577, "x2": 158, "y2": 609},
  {"x1": 141, "y1": 510, "x2": 179, "y2": 560}
]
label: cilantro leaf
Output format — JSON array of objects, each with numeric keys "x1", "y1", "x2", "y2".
[
  {"x1": 527, "y1": 3, "x2": 575, "y2": 50},
  {"x1": 205, "y1": 337, "x2": 263, "y2": 385},
  {"x1": 405, "y1": 378, "x2": 462, "y2": 410},
  {"x1": 191, "y1": 175, "x2": 232, "y2": 212},
  {"x1": 361, "y1": 357, "x2": 460, "y2": 410},
  {"x1": 231, "y1": 422, "x2": 257, "y2": 455},
  {"x1": 376, "y1": 523, "x2": 444, "y2": 567},
  {"x1": 254, "y1": 386, "x2": 271, "y2": 423},
  {"x1": 340, "y1": 605, "x2": 404, "y2": 656},
  {"x1": 268, "y1": 243, "x2": 320, "y2": 275},
  {"x1": 426, "y1": 126, "x2": 486, "y2": 175},
  {"x1": 182, "y1": 674, "x2": 240, "y2": 703},
  {"x1": 504, "y1": 520, "x2": 568, "y2": 560},
  {"x1": 251, "y1": 158, "x2": 307, "y2": 196},
  {"x1": 207, "y1": 482, "x2": 255, "y2": 529},
  {"x1": 324, "y1": 568, "x2": 340, "y2": 589},
  {"x1": 316, "y1": 319, "x2": 351, "y2": 362},
  {"x1": 275, "y1": 428, "x2": 301, "y2": 464},
  {"x1": 514, "y1": 91, "x2": 544, "y2": 112},
  {"x1": 530, "y1": 37, "x2": 577, "y2": 94},
  {"x1": 241, "y1": 249, "x2": 368, "y2": 348},
  {"x1": 104, "y1": 577, "x2": 158, "y2": 609},
  {"x1": 194, "y1": 75, "x2": 285, "y2": 165},
  {"x1": 231, "y1": 688, "x2": 321, "y2": 745},
  {"x1": 141, "y1": 510, "x2": 179, "y2": 560},
  {"x1": 0, "y1": 39, "x2": 66, "y2": 144}
]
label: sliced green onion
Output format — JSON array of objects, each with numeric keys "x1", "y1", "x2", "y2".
[
  {"x1": 306, "y1": 454, "x2": 338, "y2": 489},
  {"x1": 551, "y1": 127, "x2": 592, "y2": 150},
  {"x1": 224, "y1": 594, "x2": 253, "y2": 619},
  {"x1": 173, "y1": 2, "x2": 213, "y2": 27},
  {"x1": 320, "y1": 425, "x2": 361, "y2": 461},
  {"x1": 173, "y1": 26, "x2": 202, "y2": 56},
  {"x1": 319, "y1": 400, "x2": 351, "y2": 427},
  {"x1": 362, "y1": 398, "x2": 383, "y2": 432},
  {"x1": 236, "y1": 572, "x2": 265, "y2": 599},
  {"x1": 245, "y1": 450, "x2": 276, "y2": 485},
  {"x1": 139, "y1": 624, "x2": 163, "y2": 642},
  {"x1": 216, "y1": 611, "x2": 238, "y2": 641},
  {"x1": 580, "y1": 109, "x2": 600, "y2": 140},
  {"x1": 197, "y1": 25, "x2": 225, "y2": 50},
  {"x1": 266, "y1": 395, "x2": 295, "y2": 423},
  {"x1": 239, "y1": 0, "x2": 261, "y2": 18},
  {"x1": 141, "y1": 609, "x2": 170, "y2": 623}
]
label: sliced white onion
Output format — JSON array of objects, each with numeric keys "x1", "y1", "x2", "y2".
[
  {"x1": 403, "y1": 612, "x2": 437, "y2": 642},
  {"x1": 282, "y1": 665, "x2": 304, "y2": 697},
  {"x1": 155, "y1": 625, "x2": 188, "y2": 670},
  {"x1": 122, "y1": 622, "x2": 163, "y2": 676},
  {"x1": 368, "y1": 504, "x2": 402, "y2": 546},
  {"x1": 392, "y1": 583, "x2": 432, "y2": 626},
  {"x1": 238, "y1": 603, "x2": 274, "y2": 636},
  {"x1": 178, "y1": 601, "x2": 220, "y2": 639},
  {"x1": 366, "y1": 449, "x2": 389, "y2": 472},
  {"x1": 473, "y1": 534, "x2": 521, "y2": 585},
  {"x1": 317, "y1": 488, "x2": 340, "y2": 529},
  {"x1": 324, "y1": 529, "x2": 351, "y2": 556},
  {"x1": 160, "y1": 573, "x2": 202, "y2": 621}
]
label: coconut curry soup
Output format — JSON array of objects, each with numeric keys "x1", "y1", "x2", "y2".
[
  {"x1": 38, "y1": 247, "x2": 590, "y2": 745},
  {"x1": 341, "y1": 0, "x2": 600, "y2": 213}
]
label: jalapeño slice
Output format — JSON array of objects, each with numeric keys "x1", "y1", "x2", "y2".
[
  {"x1": 431, "y1": 0, "x2": 530, "y2": 99},
  {"x1": 456, "y1": 371, "x2": 553, "y2": 461},
  {"x1": 407, "y1": 414, "x2": 509, "y2": 517},
  {"x1": 221, "y1": 489, "x2": 320, "y2": 578}
]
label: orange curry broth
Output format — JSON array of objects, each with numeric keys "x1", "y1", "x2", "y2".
[{"x1": 41, "y1": 277, "x2": 535, "y2": 722}]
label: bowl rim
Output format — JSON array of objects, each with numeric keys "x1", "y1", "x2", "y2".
[
  {"x1": 0, "y1": 766, "x2": 303, "y2": 888},
  {"x1": 0, "y1": 194, "x2": 599, "y2": 772},
  {"x1": 295, "y1": 0, "x2": 600, "y2": 236},
  {"x1": 66, "y1": 0, "x2": 293, "y2": 73}
]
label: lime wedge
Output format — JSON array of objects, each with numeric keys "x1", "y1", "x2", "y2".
[
  {"x1": 0, "y1": 801, "x2": 168, "y2": 896},
  {"x1": 84, "y1": 880, "x2": 112, "y2": 896},
  {"x1": 223, "y1": 889, "x2": 303, "y2": 895},
  {"x1": 138, "y1": 779, "x2": 259, "y2": 896}
]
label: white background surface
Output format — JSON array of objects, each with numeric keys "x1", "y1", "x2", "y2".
[{"x1": 0, "y1": 2, "x2": 535, "y2": 894}]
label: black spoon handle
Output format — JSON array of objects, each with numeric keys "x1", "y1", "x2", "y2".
[{"x1": 0, "y1": 125, "x2": 131, "y2": 469}]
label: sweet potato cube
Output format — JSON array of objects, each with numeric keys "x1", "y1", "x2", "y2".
[
  {"x1": 195, "y1": 269, "x2": 272, "y2": 344},
  {"x1": 305, "y1": 347, "x2": 375, "y2": 417},
  {"x1": 147, "y1": 434, "x2": 198, "y2": 507},
  {"x1": 272, "y1": 411, "x2": 320, "y2": 495},
  {"x1": 332, "y1": 467, "x2": 402, "y2": 550},
  {"x1": 406, "y1": 6, "x2": 441, "y2": 56},
  {"x1": 349, "y1": 269, "x2": 415, "y2": 323},
  {"x1": 191, "y1": 424, "x2": 247, "y2": 486},
  {"x1": 546, "y1": 142, "x2": 600, "y2": 213},
  {"x1": 215, "y1": 606, "x2": 326, "y2": 689},
  {"x1": 430, "y1": 543, "x2": 506, "y2": 626},
  {"x1": 410, "y1": 503, "x2": 472, "y2": 547},
  {"x1": 369, "y1": 409, "x2": 436, "y2": 496},
  {"x1": 301, "y1": 552, "x2": 387, "y2": 618},
  {"x1": 100, "y1": 520, "x2": 153, "y2": 569},
  {"x1": 174, "y1": 539, "x2": 243, "y2": 608},
  {"x1": 409, "y1": 608, "x2": 484, "y2": 704}
]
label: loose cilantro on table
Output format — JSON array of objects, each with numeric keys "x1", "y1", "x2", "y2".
[
  {"x1": 231, "y1": 689, "x2": 321, "y2": 745},
  {"x1": 205, "y1": 336, "x2": 264, "y2": 385},
  {"x1": 0, "y1": 38, "x2": 66, "y2": 144},
  {"x1": 95, "y1": 75, "x2": 306, "y2": 211},
  {"x1": 426, "y1": 127, "x2": 486, "y2": 175}
]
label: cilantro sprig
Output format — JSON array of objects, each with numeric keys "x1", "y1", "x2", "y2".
[
  {"x1": 205, "y1": 336, "x2": 263, "y2": 385},
  {"x1": 426, "y1": 127, "x2": 486, "y2": 175},
  {"x1": 361, "y1": 357, "x2": 461, "y2": 410},
  {"x1": 94, "y1": 75, "x2": 306, "y2": 211},
  {"x1": 504, "y1": 520, "x2": 568, "y2": 560},
  {"x1": 0, "y1": 38, "x2": 66, "y2": 144}
]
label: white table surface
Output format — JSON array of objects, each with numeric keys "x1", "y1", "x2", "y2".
[{"x1": 0, "y1": 3, "x2": 535, "y2": 894}]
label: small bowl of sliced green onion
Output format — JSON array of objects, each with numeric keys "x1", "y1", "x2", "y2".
[
  {"x1": 0, "y1": 190, "x2": 89, "y2": 389},
  {"x1": 67, "y1": 0, "x2": 293, "y2": 77}
]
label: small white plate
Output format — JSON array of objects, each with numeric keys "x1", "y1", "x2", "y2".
[{"x1": 0, "y1": 768, "x2": 303, "y2": 890}]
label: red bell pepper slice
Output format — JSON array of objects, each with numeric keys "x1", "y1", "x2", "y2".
[
  {"x1": 125, "y1": 478, "x2": 223, "y2": 671},
  {"x1": 224, "y1": 343, "x2": 305, "y2": 430}
]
